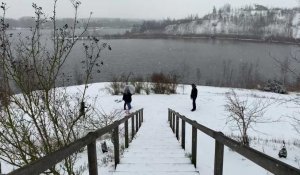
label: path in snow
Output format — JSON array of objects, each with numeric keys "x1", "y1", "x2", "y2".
[{"x1": 113, "y1": 108, "x2": 199, "y2": 175}]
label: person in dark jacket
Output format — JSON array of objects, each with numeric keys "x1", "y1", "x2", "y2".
[
  {"x1": 190, "y1": 84, "x2": 198, "y2": 111},
  {"x1": 123, "y1": 88, "x2": 132, "y2": 110}
]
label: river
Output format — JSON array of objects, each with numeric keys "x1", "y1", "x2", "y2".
[{"x1": 7, "y1": 28, "x2": 300, "y2": 86}]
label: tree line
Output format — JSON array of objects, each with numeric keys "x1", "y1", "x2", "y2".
[{"x1": 5, "y1": 17, "x2": 142, "y2": 29}]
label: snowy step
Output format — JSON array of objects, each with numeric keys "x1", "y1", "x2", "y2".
[
  {"x1": 132, "y1": 139, "x2": 179, "y2": 146},
  {"x1": 128, "y1": 144, "x2": 182, "y2": 149},
  {"x1": 132, "y1": 137, "x2": 178, "y2": 140},
  {"x1": 124, "y1": 149, "x2": 185, "y2": 154},
  {"x1": 113, "y1": 114, "x2": 199, "y2": 175},
  {"x1": 115, "y1": 163, "x2": 196, "y2": 172},
  {"x1": 129, "y1": 142, "x2": 180, "y2": 147},
  {"x1": 123, "y1": 152, "x2": 186, "y2": 158},
  {"x1": 113, "y1": 172, "x2": 199, "y2": 175},
  {"x1": 125, "y1": 147, "x2": 183, "y2": 151},
  {"x1": 120, "y1": 157, "x2": 191, "y2": 164}
]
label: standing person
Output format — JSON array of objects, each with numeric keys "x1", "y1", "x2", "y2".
[
  {"x1": 123, "y1": 87, "x2": 132, "y2": 111},
  {"x1": 190, "y1": 84, "x2": 198, "y2": 111}
]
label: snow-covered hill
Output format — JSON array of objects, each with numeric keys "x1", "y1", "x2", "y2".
[{"x1": 146, "y1": 5, "x2": 300, "y2": 39}]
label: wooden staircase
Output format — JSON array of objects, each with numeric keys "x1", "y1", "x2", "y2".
[{"x1": 113, "y1": 117, "x2": 199, "y2": 175}]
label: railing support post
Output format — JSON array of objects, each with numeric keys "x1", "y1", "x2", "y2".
[
  {"x1": 214, "y1": 132, "x2": 224, "y2": 175},
  {"x1": 136, "y1": 113, "x2": 139, "y2": 132},
  {"x1": 131, "y1": 115, "x2": 135, "y2": 140},
  {"x1": 192, "y1": 125, "x2": 197, "y2": 168},
  {"x1": 125, "y1": 120, "x2": 129, "y2": 148},
  {"x1": 181, "y1": 119, "x2": 185, "y2": 149},
  {"x1": 113, "y1": 125, "x2": 120, "y2": 168},
  {"x1": 172, "y1": 113, "x2": 175, "y2": 133},
  {"x1": 139, "y1": 111, "x2": 142, "y2": 128},
  {"x1": 170, "y1": 111, "x2": 173, "y2": 128},
  {"x1": 142, "y1": 109, "x2": 144, "y2": 122},
  {"x1": 87, "y1": 141, "x2": 98, "y2": 175},
  {"x1": 176, "y1": 114, "x2": 179, "y2": 140}
]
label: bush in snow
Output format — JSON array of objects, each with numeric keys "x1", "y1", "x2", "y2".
[
  {"x1": 263, "y1": 80, "x2": 287, "y2": 94},
  {"x1": 106, "y1": 76, "x2": 126, "y2": 95},
  {"x1": 224, "y1": 90, "x2": 270, "y2": 146},
  {"x1": 150, "y1": 72, "x2": 179, "y2": 94},
  {"x1": 130, "y1": 76, "x2": 144, "y2": 94}
]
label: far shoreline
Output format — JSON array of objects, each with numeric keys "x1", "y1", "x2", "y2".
[{"x1": 100, "y1": 33, "x2": 300, "y2": 46}]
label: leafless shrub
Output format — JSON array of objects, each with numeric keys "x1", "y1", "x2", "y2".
[
  {"x1": 130, "y1": 76, "x2": 144, "y2": 94},
  {"x1": 292, "y1": 116, "x2": 300, "y2": 136},
  {"x1": 87, "y1": 107, "x2": 123, "y2": 129},
  {"x1": 143, "y1": 82, "x2": 152, "y2": 95},
  {"x1": 0, "y1": 1, "x2": 110, "y2": 174},
  {"x1": 225, "y1": 90, "x2": 270, "y2": 146},
  {"x1": 106, "y1": 75, "x2": 127, "y2": 95},
  {"x1": 150, "y1": 72, "x2": 179, "y2": 94}
]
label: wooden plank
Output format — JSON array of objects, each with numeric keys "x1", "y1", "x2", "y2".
[
  {"x1": 136, "y1": 114, "x2": 139, "y2": 132},
  {"x1": 176, "y1": 115, "x2": 179, "y2": 140},
  {"x1": 214, "y1": 137, "x2": 224, "y2": 175},
  {"x1": 170, "y1": 112, "x2": 173, "y2": 128},
  {"x1": 125, "y1": 120, "x2": 129, "y2": 148},
  {"x1": 191, "y1": 126, "x2": 197, "y2": 168},
  {"x1": 131, "y1": 115, "x2": 135, "y2": 140},
  {"x1": 172, "y1": 113, "x2": 175, "y2": 133},
  {"x1": 113, "y1": 125, "x2": 120, "y2": 168},
  {"x1": 87, "y1": 141, "x2": 98, "y2": 175},
  {"x1": 181, "y1": 120, "x2": 185, "y2": 149},
  {"x1": 139, "y1": 111, "x2": 142, "y2": 128}
]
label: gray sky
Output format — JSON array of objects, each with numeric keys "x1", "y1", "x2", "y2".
[{"x1": 3, "y1": 0, "x2": 299, "y2": 19}]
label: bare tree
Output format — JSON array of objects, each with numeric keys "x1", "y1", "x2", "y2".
[
  {"x1": 270, "y1": 54, "x2": 293, "y2": 87},
  {"x1": 0, "y1": 1, "x2": 110, "y2": 174},
  {"x1": 225, "y1": 90, "x2": 270, "y2": 146}
]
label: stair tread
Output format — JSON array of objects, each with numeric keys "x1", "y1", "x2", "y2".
[{"x1": 116, "y1": 163, "x2": 196, "y2": 171}]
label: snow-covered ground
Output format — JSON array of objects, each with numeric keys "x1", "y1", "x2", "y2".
[{"x1": 3, "y1": 83, "x2": 300, "y2": 174}]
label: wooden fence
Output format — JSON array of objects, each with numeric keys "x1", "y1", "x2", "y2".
[
  {"x1": 7, "y1": 109, "x2": 144, "y2": 175},
  {"x1": 168, "y1": 109, "x2": 300, "y2": 175}
]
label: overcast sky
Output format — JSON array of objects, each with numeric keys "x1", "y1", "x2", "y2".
[{"x1": 3, "y1": 0, "x2": 299, "y2": 19}]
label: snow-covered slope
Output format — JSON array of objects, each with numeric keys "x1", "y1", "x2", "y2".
[
  {"x1": 88, "y1": 83, "x2": 300, "y2": 174},
  {"x1": 2, "y1": 83, "x2": 300, "y2": 174},
  {"x1": 163, "y1": 6, "x2": 300, "y2": 39}
]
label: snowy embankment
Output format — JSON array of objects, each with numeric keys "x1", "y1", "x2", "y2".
[
  {"x1": 164, "y1": 11, "x2": 300, "y2": 40},
  {"x1": 2, "y1": 83, "x2": 300, "y2": 174}
]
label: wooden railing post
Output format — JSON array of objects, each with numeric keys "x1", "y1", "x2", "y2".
[
  {"x1": 192, "y1": 124, "x2": 197, "y2": 168},
  {"x1": 142, "y1": 109, "x2": 144, "y2": 123},
  {"x1": 131, "y1": 115, "x2": 135, "y2": 140},
  {"x1": 125, "y1": 120, "x2": 129, "y2": 148},
  {"x1": 176, "y1": 114, "x2": 179, "y2": 140},
  {"x1": 87, "y1": 141, "x2": 98, "y2": 175},
  {"x1": 181, "y1": 119, "x2": 185, "y2": 149},
  {"x1": 170, "y1": 111, "x2": 173, "y2": 128},
  {"x1": 214, "y1": 132, "x2": 224, "y2": 175},
  {"x1": 172, "y1": 113, "x2": 175, "y2": 133},
  {"x1": 139, "y1": 111, "x2": 142, "y2": 128},
  {"x1": 136, "y1": 113, "x2": 139, "y2": 132},
  {"x1": 113, "y1": 125, "x2": 120, "y2": 168}
]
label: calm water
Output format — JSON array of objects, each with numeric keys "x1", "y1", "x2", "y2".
[
  {"x1": 65, "y1": 38, "x2": 298, "y2": 85},
  {"x1": 8, "y1": 29, "x2": 299, "y2": 85}
]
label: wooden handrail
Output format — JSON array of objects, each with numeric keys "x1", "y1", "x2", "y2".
[
  {"x1": 168, "y1": 109, "x2": 300, "y2": 175},
  {"x1": 8, "y1": 109, "x2": 144, "y2": 175}
]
